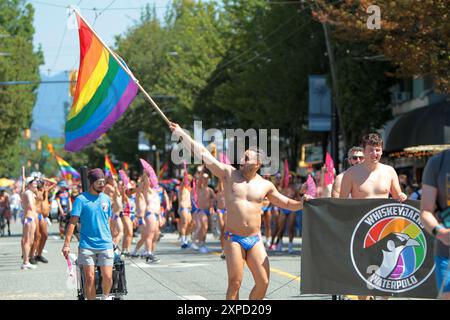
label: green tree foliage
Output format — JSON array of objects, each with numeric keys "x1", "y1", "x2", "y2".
[
  {"x1": 0, "y1": 0, "x2": 42, "y2": 177},
  {"x1": 195, "y1": 1, "x2": 328, "y2": 168},
  {"x1": 314, "y1": 0, "x2": 450, "y2": 93},
  {"x1": 109, "y1": 0, "x2": 228, "y2": 170},
  {"x1": 334, "y1": 41, "x2": 396, "y2": 150}
]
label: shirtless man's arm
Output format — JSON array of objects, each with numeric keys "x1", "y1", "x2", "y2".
[
  {"x1": 331, "y1": 173, "x2": 343, "y2": 198},
  {"x1": 339, "y1": 171, "x2": 352, "y2": 199},
  {"x1": 266, "y1": 183, "x2": 305, "y2": 211},
  {"x1": 388, "y1": 167, "x2": 407, "y2": 202},
  {"x1": 170, "y1": 123, "x2": 232, "y2": 180}
]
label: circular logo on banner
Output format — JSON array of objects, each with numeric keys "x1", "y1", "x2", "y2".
[{"x1": 350, "y1": 203, "x2": 435, "y2": 293}]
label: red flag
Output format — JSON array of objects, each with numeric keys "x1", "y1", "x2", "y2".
[{"x1": 324, "y1": 152, "x2": 335, "y2": 186}]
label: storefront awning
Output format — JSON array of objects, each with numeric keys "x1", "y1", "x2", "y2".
[{"x1": 385, "y1": 101, "x2": 450, "y2": 154}]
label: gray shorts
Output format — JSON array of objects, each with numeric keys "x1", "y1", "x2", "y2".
[{"x1": 78, "y1": 248, "x2": 114, "y2": 266}]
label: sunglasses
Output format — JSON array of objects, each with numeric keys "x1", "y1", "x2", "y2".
[
  {"x1": 94, "y1": 179, "x2": 106, "y2": 186},
  {"x1": 351, "y1": 156, "x2": 365, "y2": 160}
]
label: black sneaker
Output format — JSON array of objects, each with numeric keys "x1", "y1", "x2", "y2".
[
  {"x1": 36, "y1": 255, "x2": 48, "y2": 263},
  {"x1": 29, "y1": 256, "x2": 37, "y2": 265}
]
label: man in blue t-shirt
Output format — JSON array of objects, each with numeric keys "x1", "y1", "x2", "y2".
[{"x1": 62, "y1": 168, "x2": 114, "y2": 300}]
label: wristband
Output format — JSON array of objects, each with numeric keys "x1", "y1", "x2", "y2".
[{"x1": 432, "y1": 224, "x2": 445, "y2": 237}]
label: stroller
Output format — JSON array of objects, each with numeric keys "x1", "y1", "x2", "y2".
[{"x1": 76, "y1": 246, "x2": 127, "y2": 300}]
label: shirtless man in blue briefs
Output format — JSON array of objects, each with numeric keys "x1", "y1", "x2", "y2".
[
  {"x1": 170, "y1": 122, "x2": 309, "y2": 300},
  {"x1": 194, "y1": 172, "x2": 215, "y2": 254}
]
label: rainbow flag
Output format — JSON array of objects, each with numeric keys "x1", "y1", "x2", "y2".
[
  {"x1": 64, "y1": 11, "x2": 138, "y2": 152},
  {"x1": 158, "y1": 161, "x2": 169, "y2": 179},
  {"x1": 105, "y1": 154, "x2": 117, "y2": 177},
  {"x1": 55, "y1": 155, "x2": 80, "y2": 180}
]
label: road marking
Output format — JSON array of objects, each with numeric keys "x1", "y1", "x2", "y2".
[
  {"x1": 129, "y1": 262, "x2": 209, "y2": 269},
  {"x1": 212, "y1": 251, "x2": 300, "y2": 282},
  {"x1": 179, "y1": 295, "x2": 208, "y2": 300},
  {"x1": 51, "y1": 236, "x2": 60, "y2": 240},
  {"x1": 270, "y1": 268, "x2": 300, "y2": 282}
]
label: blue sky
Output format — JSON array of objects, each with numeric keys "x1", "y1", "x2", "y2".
[{"x1": 28, "y1": 0, "x2": 172, "y2": 76}]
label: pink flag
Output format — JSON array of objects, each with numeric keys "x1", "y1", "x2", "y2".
[
  {"x1": 306, "y1": 174, "x2": 317, "y2": 198},
  {"x1": 324, "y1": 152, "x2": 335, "y2": 186},
  {"x1": 139, "y1": 158, "x2": 158, "y2": 187},
  {"x1": 192, "y1": 177, "x2": 198, "y2": 207},
  {"x1": 119, "y1": 170, "x2": 129, "y2": 189},
  {"x1": 183, "y1": 161, "x2": 190, "y2": 187},
  {"x1": 283, "y1": 159, "x2": 290, "y2": 188},
  {"x1": 219, "y1": 152, "x2": 231, "y2": 165}
]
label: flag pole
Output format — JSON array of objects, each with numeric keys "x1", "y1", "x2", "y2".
[{"x1": 71, "y1": 8, "x2": 171, "y2": 127}]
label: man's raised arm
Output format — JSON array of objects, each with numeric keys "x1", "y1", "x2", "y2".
[{"x1": 169, "y1": 122, "x2": 230, "y2": 179}]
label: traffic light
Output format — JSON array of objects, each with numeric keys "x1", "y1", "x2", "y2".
[{"x1": 69, "y1": 69, "x2": 78, "y2": 97}]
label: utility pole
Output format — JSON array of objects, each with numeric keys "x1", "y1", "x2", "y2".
[{"x1": 316, "y1": 2, "x2": 342, "y2": 169}]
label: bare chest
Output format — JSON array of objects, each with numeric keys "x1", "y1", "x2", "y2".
[
  {"x1": 228, "y1": 180, "x2": 266, "y2": 203},
  {"x1": 353, "y1": 170, "x2": 391, "y2": 197}
]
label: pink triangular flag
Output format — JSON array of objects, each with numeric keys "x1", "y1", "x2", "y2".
[
  {"x1": 139, "y1": 158, "x2": 158, "y2": 187},
  {"x1": 119, "y1": 170, "x2": 130, "y2": 190},
  {"x1": 324, "y1": 152, "x2": 335, "y2": 186},
  {"x1": 192, "y1": 177, "x2": 198, "y2": 207},
  {"x1": 306, "y1": 174, "x2": 317, "y2": 198},
  {"x1": 219, "y1": 152, "x2": 231, "y2": 165}
]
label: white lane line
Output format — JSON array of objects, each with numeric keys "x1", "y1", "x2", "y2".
[{"x1": 129, "y1": 262, "x2": 209, "y2": 269}]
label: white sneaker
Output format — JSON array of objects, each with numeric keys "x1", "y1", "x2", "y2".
[
  {"x1": 199, "y1": 246, "x2": 209, "y2": 254},
  {"x1": 21, "y1": 263, "x2": 37, "y2": 270},
  {"x1": 101, "y1": 295, "x2": 113, "y2": 300},
  {"x1": 191, "y1": 242, "x2": 199, "y2": 250},
  {"x1": 288, "y1": 242, "x2": 294, "y2": 254}
]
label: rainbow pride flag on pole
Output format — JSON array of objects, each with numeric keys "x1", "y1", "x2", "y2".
[
  {"x1": 64, "y1": 10, "x2": 138, "y2": 152},
  {"x1": 105, "y1": 154, "x2": 117, "y2": 177},
  {"x1": 55, "y1": 154, "x2": 80, "y2": 180}
]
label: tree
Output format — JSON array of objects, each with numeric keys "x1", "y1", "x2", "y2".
[
  {"x1": 0, "y1": 0, "x2": 43, "y2": 177},
  {"x1": 314, "y1": 0, "x2": 450, "y2": 93},
  {"x1": 194, "y1": 1, "x2": 329, "y2": 169}
]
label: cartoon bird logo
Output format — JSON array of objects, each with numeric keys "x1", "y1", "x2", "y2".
[{"x1": 367, "y1": 233, "x2": 420, "y2": 281}]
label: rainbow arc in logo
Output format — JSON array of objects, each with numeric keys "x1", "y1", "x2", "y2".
[{"x1": 364, "y1": 217, "x2": 426, "y2": 280}]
